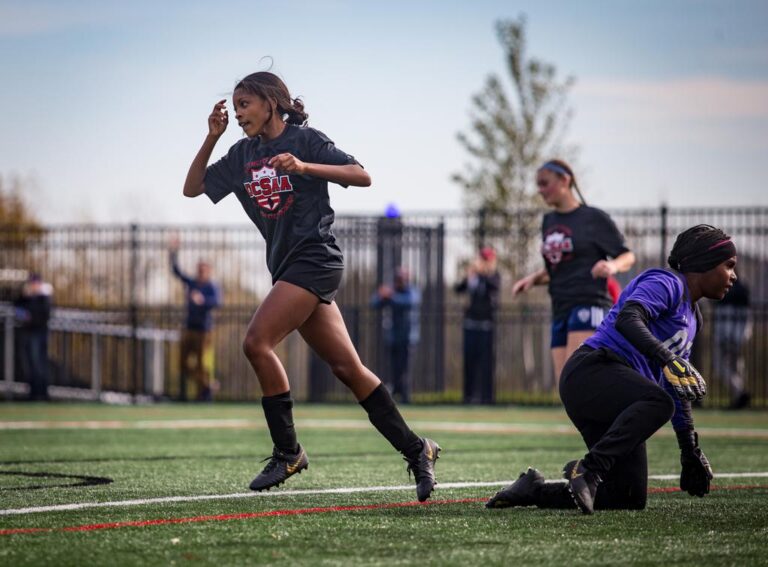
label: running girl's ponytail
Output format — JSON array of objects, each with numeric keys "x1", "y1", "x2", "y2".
[{"x1": 283, "y1": 97, "x2": 308, "y2": 126}]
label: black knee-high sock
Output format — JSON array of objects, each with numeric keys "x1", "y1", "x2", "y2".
[
  {"x1": 360, "y1": 384, "x2": 423, "y2": 459},
  {"x1": 536, "y1": 482, "x2": 576, "y2": 509},
  {"x1": 261, "y1": 391, "x2": 299, "y2": 454}
]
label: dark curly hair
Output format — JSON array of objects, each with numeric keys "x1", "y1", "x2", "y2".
[
  {"x1": 234, "y1": 71, "x2": 308, "y2": 126},
  {"x1": 668, "y1": 224, "x2": 732, "y2": 272}
]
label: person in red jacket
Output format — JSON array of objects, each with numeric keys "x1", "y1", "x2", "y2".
[{"x1": 607, "y1": 276, "x2": 622, "y2": 305}]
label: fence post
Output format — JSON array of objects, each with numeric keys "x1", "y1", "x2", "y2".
[
  {"x1": 91, "y1": 332, "x2": 101, "y2": 398},
  {"x1": 4, "y1": 313, "x2": 14, "y2": 400},
  {"x1": 151, "y1": 338, "x2": 164, "y2": 397},
  {"x1": 435, "y1": 220, "x2": 445, "y2": 392},
  {"x1": 659, "y1": 204, "x2": 668, "y2": 267},
  {"x1": 477, "y1": 207, "x2": 487, "y2": 249},
  {"x1": 130, "y1": 223, "x2": 139, "y2": 400}
]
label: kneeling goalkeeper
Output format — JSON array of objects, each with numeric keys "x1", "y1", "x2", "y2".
[{"x1": 488, "y1": 225, "x2": 737, "y2": 514}]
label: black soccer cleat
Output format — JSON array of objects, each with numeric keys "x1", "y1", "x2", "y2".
[
  {"x1": 406, "y1": 438, "x2": 441, "y2": 502},
  {"x1": 249, "y1": 444, "x2": 308, "y2": 492},
  {"x1": 485, "y1": 467, "x2": 545, "y2": 509},
  {"x1": 563, "y1": 459, "x2": 601, "y2": 515}
]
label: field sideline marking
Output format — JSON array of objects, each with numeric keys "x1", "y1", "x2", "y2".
[
  {"x1": 2, "y1": 473, "x2": 767, "y2": 517},
  {"x1": 2, "y1": 418, "x2": 768, "y2": 439},
  {"x1": 1, "y1": 485, "x2": 766, "y2": 536}
]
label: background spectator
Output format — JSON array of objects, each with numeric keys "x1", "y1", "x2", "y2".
[
  {"x1": 14, "y1": 273, "x2": 52, "y2": 401},
  {"x1": 455, "y1": 247, "x2": 500, "y2": 404},
  {"x1": 170, "y1": 236, "x2": 221, "y2": 401},
  {"x1": 712, "y1": 275, "x2": 751, "y2": 409},
  {"x1": 371, "y1": 267, "x2": 421, "y2": 403}
]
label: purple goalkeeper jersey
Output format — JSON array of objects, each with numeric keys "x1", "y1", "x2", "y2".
[
  {"x1": 585, "y1": 269, "x2": 698, "y2": 382},
  {"x1": 585, "y1": 269, "x2": 700, "y2": 431}
]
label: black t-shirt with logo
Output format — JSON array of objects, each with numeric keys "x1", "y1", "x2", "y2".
[
  {"x1": 541, "y1": 205, "x2": 629, "y2": 318},
  {"x1": 204, "y1": 125, "x2": 358, "y2": 281}
]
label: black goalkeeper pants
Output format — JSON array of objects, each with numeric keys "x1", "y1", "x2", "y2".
[{"x1": 557, "y1": 345, "x2": 675, "y2": 510}]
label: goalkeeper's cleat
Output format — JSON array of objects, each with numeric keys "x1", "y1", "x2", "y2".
[
  {"x1": 485, "y1": 468, "x2": 545, "y2": 509},
  {"x1": 405, "y1": 437, "x2": 441, "y2": 502},
  {"x1": 249, "y1": 444, "x2": 308, "y2": 491},
  {"x1": 563, "y1": 459, "x2": 601, "y2": 515}
]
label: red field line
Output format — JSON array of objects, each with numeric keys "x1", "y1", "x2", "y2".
[
  {"x1": 1, "y1": 485, "x2": 765, "y2": 536},
  {"x1": 0, "y1": 498, "x2": 483, "y2": 536}
]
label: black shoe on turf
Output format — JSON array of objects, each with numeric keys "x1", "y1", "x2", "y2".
[
  {"x1": 563, "y1": 459, "x2": 601, "y2": 515},
  {"x1": 406, "y1": 438, "x2": 441, "y2": 502},
  {"x1": 485, "y1": 467, "x2": 545, "y2": 509},
  {"x1": 249, "y1": 445, "x2": 308, "y2": 492}
]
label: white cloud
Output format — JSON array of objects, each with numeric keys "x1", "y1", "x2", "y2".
[
  {"x1": 571, "y1": 76, "x2": 768, "y2": 151},
  {"x1": 567, "y1": 76, "x2": 768, "y2": 208},
  {"x1": 575, "y1": 76, "x2": 768, "y2": 120}
]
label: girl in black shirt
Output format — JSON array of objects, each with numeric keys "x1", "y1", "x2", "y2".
[
  {"x1": 182, "y1": 71, "x2": 439, "y2": 501},
  {"x1": 511, "y1": 160, "x2": 635, "y2": 380}
]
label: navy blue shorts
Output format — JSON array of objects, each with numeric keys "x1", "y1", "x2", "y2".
[{"x1": 551, "y1": 305, "x2": 608, "y2": 348}]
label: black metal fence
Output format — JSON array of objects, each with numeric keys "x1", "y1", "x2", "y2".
[{"x1": 1, "y1": 205, "x2": 766, "y2": 407}]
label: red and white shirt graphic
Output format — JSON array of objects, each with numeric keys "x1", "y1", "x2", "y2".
[
  {"x1": 542, "y1": 225, "x2": 574, "y2": 265},
  {"x1": 243, "y1": 163, "x2": 294, "y2": 212}
]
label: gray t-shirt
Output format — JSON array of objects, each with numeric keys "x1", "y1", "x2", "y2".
[{"x1": 204, "y1": 125, "x2": 358, "y2": 281}]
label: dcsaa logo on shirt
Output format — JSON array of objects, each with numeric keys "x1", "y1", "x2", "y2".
[
  {"x1": 542, "y1": 226, "x2": 574, "y2": 265},
  {"x1": 243, "y1": 164, "x2": 294, "y2": 212}
]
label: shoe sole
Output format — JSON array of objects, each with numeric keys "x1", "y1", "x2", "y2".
[
  {"x1": 563, "y1": 460, "x2": 595, "y2": 515},
  {"x1": 485, "y1": 497, "x2": 514, "y2": 509},
  {"x1": 567, "y1": 482, "x2": 594, "y2": 515},
  {"x1": 485, "y1": 469, "x2": 543, "y2": 509},
  {"x1": 416, "y1": 445, "x2": 440, "y2": 502},
  {"x1": 417, "y1": 483, "x2": 435, "y2": 502},
  {"x1": 250, "y1": 464, "x2": 308, "y2": 492}
]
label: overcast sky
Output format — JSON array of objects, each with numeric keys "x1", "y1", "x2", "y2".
[{"x1": 1, "y1": 0, "x2": 766, "y2": 224}]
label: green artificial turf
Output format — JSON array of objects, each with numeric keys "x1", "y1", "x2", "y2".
[{"x1": 1, "y1": 404, "x2": 767, "y2": 566}]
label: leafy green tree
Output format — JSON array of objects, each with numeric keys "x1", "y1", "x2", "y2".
[{"x1": 454, "y1": 16, "x2": 575, "y2": 213}]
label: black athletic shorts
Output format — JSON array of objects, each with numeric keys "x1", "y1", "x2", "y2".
[{"x1": 275, "y1": 261, "x2": 343, "y2": 304}]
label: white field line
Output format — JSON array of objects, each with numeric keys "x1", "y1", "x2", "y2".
[
  {"x1": 1, "y1": 417, "x2": 767, "y2": 439},
  {"x1": 0, "y1": 481, "x2": 504, "y2": 516},
  {"x1": 647, "y1": 472, "x2": 768, "y2": 481},
  {"x1": 1, "y1": 473, "x2": 767, "y2": 517}
]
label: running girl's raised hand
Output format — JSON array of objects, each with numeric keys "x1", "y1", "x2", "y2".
[
  {"x1": 269, "y1": 153, "x2": 307, "y2": 174},
  {"x1": 208, "y1": 99, "x2": 229, "y2": 137},
  {"x1": 591, "y1": 259, "x2": 616, "y2": 279},
  {"x1": 511, "y1": 274, "x2": 535, "y2": 297},
  {"x1": 183, "y1": 101, "x2": 228, "y2": 197}
]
